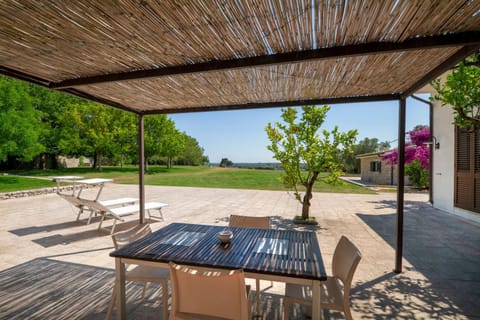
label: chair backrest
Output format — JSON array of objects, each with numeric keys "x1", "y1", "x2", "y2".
[
  {"x1": 111, "y1": 223, "x2": 152, "y2": 249},
  {"x1": 229, "y1": 214, "x2": 270, "y2": 229},
  {"x1": 169, "y1": 262, "x2": 250, "y2": 320},
  {"x1": 331, "y1": 236, "x2": 362, "y2": 301}
]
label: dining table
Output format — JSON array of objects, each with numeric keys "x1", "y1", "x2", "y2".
[
  {"x1": 52, "y1": 175, "x2": 84, "y2": 194},
  {"x1": 110, "y1": 222, "x2": 327, "y2": 319},
  {"x1": 52, "y1": 176, "x2": 113, "y2": 200},
  {"x1": 73, "y1": 178, "x2": 113, "y2": 200}
]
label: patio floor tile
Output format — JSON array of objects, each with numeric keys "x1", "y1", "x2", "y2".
[{"x1": 1, "y1": 184, "x2": 479, "y2": 319}]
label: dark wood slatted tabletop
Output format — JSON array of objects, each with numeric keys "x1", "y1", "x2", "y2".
[{"x1": 110, "y1": 223, "x2": 327, "y2": 281}]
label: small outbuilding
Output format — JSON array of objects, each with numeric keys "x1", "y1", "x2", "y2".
[{"x1": 357, "y1": 151, "x2": 405, "y2": 186}]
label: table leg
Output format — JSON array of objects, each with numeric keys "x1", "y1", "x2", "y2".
[
  {"x1": 311, "y1": 280, "x2": 322, "y2": 319},
  {"x1": 95, "y1": 183, "x2": 105, "y2": 201},
  {"x1": 76, "y1": 184, "x2": 84, "y2": 198},
  {"x1": 115, "y1": 258, "x2": 126, "y2": 320}
]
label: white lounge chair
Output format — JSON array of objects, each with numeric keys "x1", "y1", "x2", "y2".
[
  {"x1": 99, "y1": 197, "x2": 138, "y2": 207},
  {"x1": 83, "y1": 199, "x2": 168, "y2": 234},
  {"x1": 57, "y1": 193, "x2": 138, "y2": 224},
  {"x1": 57, "y1": 193, "x2": 92, "y2": 222}
]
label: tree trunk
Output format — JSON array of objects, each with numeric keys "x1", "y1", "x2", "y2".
[
  {"x1": 97, "y1": 155, "x2": 103, "y2": 172},
  {"x1": 120, "y1": 147, "x2": 124, "y2": 168},
  {"x1": 301, "y1": 171, "x2": 320, "y2": 219},
  {"x1": 93, "y1": 151, "x2": 98, "y2": 169}
]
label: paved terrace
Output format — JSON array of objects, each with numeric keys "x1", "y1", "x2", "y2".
[{"x1": 0, "y1": 184, "x2": 479, "y2": 319}]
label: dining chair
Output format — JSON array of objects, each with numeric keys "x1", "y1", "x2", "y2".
[
  {"x1": 283, "y1": 236, "x2": 361, "y2": 320},
  {"x1": 106, "y1": 224, "x2": 170, "y2": 320},
  {"x1": 229, "y1": 214, "x2": 270, "y2": 230},
  {"x1": 228, "y1": 214, "x2": 271, "y2": 314},
  {"x1": 168, "y1": 262, "x2": 251, "y2": 320}
]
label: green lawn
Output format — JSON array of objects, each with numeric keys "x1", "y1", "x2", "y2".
[
  {"x1": 1, "y1": 166, "x2": 374, "y2": 194},
  {"x1": 0, "y1": 175, "x2": 56, "y2": 192}
]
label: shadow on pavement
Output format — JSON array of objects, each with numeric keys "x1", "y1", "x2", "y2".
[
  {"x1": 0, "y1": 258, "x2": 286, "y2": 319},
  {"x1": 356, "y1": 200, "x2": 480, "y2": 318}
]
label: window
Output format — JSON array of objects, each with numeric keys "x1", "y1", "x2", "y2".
[
  {"x1": 370, "y1": 161, "x2": 381, "y2": 173},
  {"x1": 455, "y1": 126, "x2": 480, "y2": 213}
]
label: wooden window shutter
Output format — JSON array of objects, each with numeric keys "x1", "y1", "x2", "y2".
[
  {"x1": 369, "y1": 161, "x2": 381, "y2": 172},
  {"x1": 475, "y1": 129, "x2": 480, "y2": 211},
  {"x1": 455, "y1": 126, "x2": 480, "y2": 213},
  {"x1": 456, "y1": 128, "x2": 470, "y2": 170}
]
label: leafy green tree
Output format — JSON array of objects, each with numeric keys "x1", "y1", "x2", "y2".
[
  {"x1": 28, "y1": 82, "x2": 83, "y2": 168},
  {"x1": 78, "y1": 103, "x2": 118, "y2": 170},
  {"x1": 0, "y1": 76, "x2": 45, "y2": 163},
  {"x1": 432, "y1": 54, "x2": 480, "y2": 129},
  {"x1": 219, "y1": 158, "x2": 233, "y2": 167},
  {"x1": 55, "y1": 103, "x2": 85, "y2": 157},
  {"x1": 144, "y1": 115, "x2": 180, "y2": 170},
  {"x1": 266, "y1": 106, "x2": 357, "y2": 219},
  {"x1": 110, "y1": 110, "x2": 136, "y2": 167},
  {"x1": 344, "y1": 137, "x2": 391, "y2": 173},
  {"x1": 405, "y1": 160, "x2": 429, "y2": 189},
  {"x1": 180, "y1": 134, "x2": 207, "y2": 166},
  {"x1": 144, "y1": 115, "x2": 164, "y2": 171},
  {"x1": 0, "y1": 76, "x2": 206, "y2": 170},
  {"x1": 162, "y1": 126, "x2": 185, "y2": 168}
]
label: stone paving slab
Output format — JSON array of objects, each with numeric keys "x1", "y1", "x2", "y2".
[{"x1": 0, "y1": 184, "x2": 479, "y2": 319}]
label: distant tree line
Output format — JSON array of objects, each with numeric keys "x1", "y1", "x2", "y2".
[{"x1": 0, "y1": 76, "x2": 208, "y2": 170}]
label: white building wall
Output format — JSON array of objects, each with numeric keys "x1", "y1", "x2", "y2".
[
  {"x1": 432, "y1": 100, "x2": 480, "y2": 224},
  {"x1": 432, "y1": 101, "x2": 455, "y2": 212}
]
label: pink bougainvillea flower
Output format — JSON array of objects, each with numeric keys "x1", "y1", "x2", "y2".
[
  {"x1": 381, "y1": 126, "x2": 430, "y2": 169},
  {"x1": 409, "y1": 125, "x2": 430, "y2": 146}
]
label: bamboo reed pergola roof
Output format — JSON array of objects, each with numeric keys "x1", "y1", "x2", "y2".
[{"x1": 1, "y1": 0, "x2": 480, "y2": 115}]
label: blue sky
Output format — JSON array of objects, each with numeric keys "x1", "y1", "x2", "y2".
[{"x1": 170, "y1": 94, "x2": 431, "y2": 163}]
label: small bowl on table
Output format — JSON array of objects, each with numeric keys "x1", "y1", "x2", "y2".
[{"x1": 218, "y1": 230, "x2": 233, "y2": 244}]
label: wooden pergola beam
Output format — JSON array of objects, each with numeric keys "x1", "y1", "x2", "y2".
[
  {"x1": 61, "y1": 89, "x2": 139, "y2": 114},
  {"x1": 0, "y1": 66, "x2": 51, "y2": 87},
  {"x1": 0, "y1": 66, "x2": 136, "y2": 114},
  {"x1": 50, "y1": 31, "x2": 480, "y2": 89},
  {"x1": 402, "y1": 45, "x2": 480, "y2": 97},
  {"x1": 142, "y1": 94, "x2": 401, "y2": 115}
]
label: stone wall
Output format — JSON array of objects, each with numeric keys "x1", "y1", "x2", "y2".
[
  {"x1": 0, "y1": 185, "x2": 94, "y2": 200},
  {"x1": 57, "y1": 156, "x2": 92, "y2": 168},
  {"x1": 359, "y1": 154, "x2": 394, "y2": 185}
]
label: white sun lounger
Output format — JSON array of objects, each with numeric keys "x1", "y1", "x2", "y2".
[
  {"x1": 57, "y1": 193, "x2": 92, "y2": 222},
  {"x1": 83, "y1": 200, "x2": 168, "y2": 234},
  {"x1": 58, "y1": 194, "x2": 138, "y2": 224},
  {"x1": 98, "y1": 197, "x2": 138, "y2": 207}
]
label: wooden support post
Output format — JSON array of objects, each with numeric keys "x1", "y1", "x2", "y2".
[
  {"x1": 395, "y1": 98, "x2": 406, "y2": 273},
  {"x1": 138, "y1": 114, "x2": 145, "y2": 224}
]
